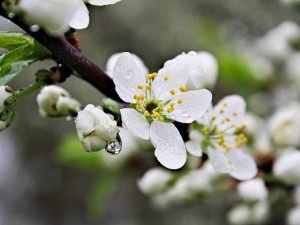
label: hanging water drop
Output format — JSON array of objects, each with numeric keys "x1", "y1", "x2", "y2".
[
  {"x1": 8, "y1": 13, "x2": 15, "y2": 18},
  {"x1": 105, "y1": 134, "x2": 122, "y2": 155}
]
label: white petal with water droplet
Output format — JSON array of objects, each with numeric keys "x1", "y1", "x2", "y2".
[
  {"x1": 121, "y1": 108, "x2": 150, "y2": 140},
  {"x1": 113, "y1": 53, "x2": 146, "y2": 103},
  {"x1": 166, "y1": 89, "x2": 212, "y2": 123},
  {"x1": 150, "y1": 121, "x2": 186, "y2": 169}
]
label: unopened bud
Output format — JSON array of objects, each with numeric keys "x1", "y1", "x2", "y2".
[{"x1": 75, "y1": 104, "x2": 119, "y2": 152}]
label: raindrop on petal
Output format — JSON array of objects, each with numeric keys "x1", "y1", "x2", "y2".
[
  {"x1": 29, "y1": 25, "x2": 40, "y2": 32},
  {"x1": 105, "y1": 134, "x2": 122, "y2": 155}
]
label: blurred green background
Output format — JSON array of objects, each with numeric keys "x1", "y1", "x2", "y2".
[{"x1": 1, "y1": 0, "x2": 300, "y2": 224}]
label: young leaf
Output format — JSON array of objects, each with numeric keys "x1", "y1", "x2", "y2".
[{"x1": 0, "y1": 32, "x2": 32, "y2": 50}]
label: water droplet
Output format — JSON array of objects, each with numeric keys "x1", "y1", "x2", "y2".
[
  {"x1": 8, "y1": 13, "x2": 15, "y2": 18},
  {"x1": 105, "y1": 134, "x2": 122, "y2": 155},
  {"x1": 189, "y1": 67, "x2": 200, "y2": 76},
  {"x1": 65, "y1": 116, "x2": 72, "y2": 121},
  {"x1": 182, "y1": 111, "x2": 189, "y2": 117},
  {"x1": 125, "y1": 70, "x2": 133, "y2": 79},
  {"x1": 188, "y1": 51, "x2": 197, "y2": 56},
  {"x1": 29, "y1": 25, "x2": 40, "y2": 32}
]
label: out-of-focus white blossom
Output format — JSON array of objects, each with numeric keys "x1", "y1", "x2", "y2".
[
  {"x1": 281, "y1": 0, "x2": 300, "y2": 6},
  {"x1": 255, "y1": 21, "x2": 300, "y2": 61},
  {"x1": 19, "y1": 0, "x2": 81, "y2": 34},
  {"x1": 228, "y1": 205, "x2": 252, "y2": 225},
  {"x1": 137, "y1": 168, "x2": 173, "y2": 195},
  {"x1": 287, "y1": 207, "x2": 300, "y2": 225},
  {"x1": 187, "y1": 95, "x2": 257, "y2": 180},
  {"x1": 237, "y1": 178, "x2": 268, "y2": 202},
  {"x1": 37, "y1": 85, "x2": 80, "y2": 117},
  {"x1": 75, "y1": 104, "x2": 118, "y2": 152},
  {"x1": 273, "y1": 148, "x2": 300, "y2": 185},
  {"x1": 113, "y1": 52, "x2": 212, "y2": 169},
  {"x1": 269, "y1": 103, "x2": 300, "y2": 147},
  {"x1": 285, "y1": 53, "x2": 300, "y2": 85}
]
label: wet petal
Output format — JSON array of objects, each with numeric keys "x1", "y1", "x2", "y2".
[
  {"x1": 121, "y1": 108, "x2": 150, "y2": 140},
  {"x1": 88, "y1": 0, "x2": 122, "y2": 6},
  {"x1": 166, "y1": 89, "x2": 212, "y2": 123},
  {"x1": 207, "y1": 146, "x2": 235, "y2": 174},
  {"x1": 150, "y1": 121, "x2": 187, "y2": 169},
  {"x1": 212, "y1": 95, "x2": 246, "y2": 132},
  {"x1": 113, "y1": 52, "x2": 146, "y2": 103},
  {"x1": 69, "y1": 1, "x2": 89, "y2": 29}
]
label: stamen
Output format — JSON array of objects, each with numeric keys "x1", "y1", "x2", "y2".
[
  {"x1": 223, "y1": 103, "x2": 228, "y2": 107},
  {"x1": 170, "y1": 89, "x2": 176, "y2": 95},
  {"x1": 146, "y1": 85, "x2": 151, "y2": 90},
  {"x1": 236, "y1": 143, "x2": 242, "y2": 148},
  {"x1": 133, "y1": 94, "x2": 138, "y2": 99},
  {"x1": 170, "y1": 102, "x2": 175, "y2": 107},
  {"x1": 164, "y1": 76, "x2": 169, "y2": 81},
  {"x1": 212, "y1": 116, "x2": 216, "y2": 121},
  {"x1": 144, "y1": 111, "x2": 150, "y2": 117},
  {"x1": 137, "y1": 85, "x2": 143, "y2": 89},
  {"x1": 220, "y1": 109, "x2": 224, "y2": 114},
  {"x1": 159, "y1": 103, "x2": 164, "y2": 108},
  {"x1": 141, "y1": 95, "x2": 145, "y2": 100},
  {"x1": 158, "y1": 116, "x2": 164, "y2": 122},
  {"x1": 147, "y1": 74, "x2": 152, "y2": 80},
  {"x1": 202, "y1": 128, "x2": 207, "y2": 134},
  {"x1": 225, "y1": 146, "x2": 231, "y2": 152},
  {"x1": 242, "y1": 124, "x2": 247, "y2": 129},
  {"x1": 228, "y1": 161, "x2": 233, "y2": 165},
  {"x1": 151, "y1": 72, "x2": 157, "y2": 78},
  {"x1": 233, "y1": 112, "x2": 238, "y2": 116},
  {"x1": 177, "y1": 99, "x2": 183, "y2": 104},
  {"x1": 179, "y1": 86, "x2": 186, "y2": 92},
  {"x1": 226, "y1": 117, "x2": 230, "y2": 122}
]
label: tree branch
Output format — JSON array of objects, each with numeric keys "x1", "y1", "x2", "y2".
[{"x1": 0, "y1": 4, "x2": 122, "y2": 102}]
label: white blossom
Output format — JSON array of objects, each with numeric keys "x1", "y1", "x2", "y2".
[
  {"x1": 227, "y1": 205, "x2": 252, "y2": 225},
  {"x1": 75, "y1": 104, "x2": 118, "y2": 152},
  {"x1": 113, "y1": 52, "x2": 212, "y2": 169},
  {"x1": 273, "y1": 148, "x2": 300, "y2": 185},
  {"x1": 187, "y1": 95, "x2": 257, "y2": 180},
  {"x1": 70, "y1": 0, "x2": 123, "y2": 30},
  {"x1": 37, "y1": 85, "x2": 80, "y2": 117},
  {"x1": 137, "y1": 168, "x2": 173, "y2": 195},
  {"x1": 269, "y1": 103, "x2": 300, "y2": 147},
  {"x1": 237, "y1": 178, "x2": 268, "y2": 202},
  {"x1": 19, "y1": 0, "x2": 81, "y2": 34},
  {"x1": 287, "y1": 207, "x2": 300, "y2": 225}
]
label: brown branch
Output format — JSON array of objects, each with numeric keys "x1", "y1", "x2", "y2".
[{"x1": 0, "y1": 4, "x2": 122, "y2": 102}]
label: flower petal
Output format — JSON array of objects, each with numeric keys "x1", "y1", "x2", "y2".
[
  {"x1": 185, "y1": 130, "x2": 203, "y2": 157},
  {"x1": 88, "y1": 0, "x2": 122, "y2": 6},
  {"x1": 207, "y1": 146, "x2": 235, "y2": 174},
  {"x1": 150, "y1": 121, "x2": 187, "y2": 169},
  {"x1": 106, "y1": 52, "x2": 149, "y2": 78},
  {"x1": 165, "y1": 89, "x2": 212, "y2": 123},
  {"x1": 69, "y1": 1, "x2": 89, "y2": 29},
  {"x1": 212, "y1": 95, "x2": 246, "y2": 132},
  {"x1": 120, "y1": 108, "x2": 150, "y2": 140},
  {"x1": 228, "y1": 148, "x2": 258, "y2": 180},
  {"x1": 113, "y1": 52, "x2": 146, "y2": 103}
]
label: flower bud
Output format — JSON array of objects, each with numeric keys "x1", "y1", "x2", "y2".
[
  {"x1": 37, "y1": 85, "x2": 80, "y2": 117},
  {"x1": 237, "y1": 178, "x2": 268, "y2": 202},
  {"x1": 287, "y1": 207, "x2": 300, "y2": 225},
  {"x1": 273, "y1": 148, "x2": 300, "y2": 185},
  {"x1": 0, "y1": 86, "x2": 16, "y2": 132},
  {"x1": 75, "y1": 104, "x2": 118, "y2": 152},
  {"x1": 227, "y1": 205, "x2": 252, "y2": 225},
  {"x1": 19, "y1": 0, "x2": 81, "y2": 34}
]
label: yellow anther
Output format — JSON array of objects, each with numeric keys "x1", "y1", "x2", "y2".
[
  {"x1": 202, "y1": 128, "x2": 207, "y2": 134},
  {"x1": 151, "y1": 72, "x2": 157, "y2": 78},
  {"x1": 226, "y1": 146, "x2": 231, "y2": 152},
  {"x1": 235, "y1": 126, "x2": 240, "y2": 131},
  {"x1": 137, "y1": 85, "x2": 143, "y2": 89},
  {"x1": 133, "y1": 94, "x2": 138, "y2": 99},
  {"x1": 219, "y1": 134, "x2": 224, "y2": 139},
  {"x1": 212, "y1": 116, "x2": 216, "y2": 121},
  {"x1": 170, "y1": 102, "x2": 175, "y2": 107},
  {"x1": 136, "y1": 100, "x2": 141, "y2": 105},
  {"x1": 228, "y1": 160, "x2": 233, "y2": 165},
  {"x1": 236, "y1": 143, "x2": 242, "y2": 148},
  {"x1": 167, "y1": 108, "x2": 172, "y2": 113},
  {"x1": 141, "y1": 95, "x2": 145, "y2": 100},
  {"x1": 153, "y1": 111, "x2": 160, "y2": 118},
  {"x1": 144, "y1": 111, "x2": 150, "y2": 117},
  {"x1": 177, "y1": 99, "x2": 183, "y2": 104},
  {"x1": 146, "y1": 85, "x2": 151, "y2": 90},
  {"x1": 226, "y1": 117, "x2": 231, "y2": 122},
  {"x1": 164, "y1": 75, "x2": 169, "y2": 81},
  {"x1": 242, "y1": 137, "x2": 248, "y2": 143},
  {"x1": 234, "y1": 136, "x2": 240, "y2": 142},
  {"x1": 158, "y1": 116, "x2": 164, "y2": 122},
  {"x1": 159, "y1": 103, "x2": 164, "y2": 108},
  {"x1": 221, "y1": 120, "x2": 225, "y2": 124},
  {"x1": 233, "y1": 112, "x2": 238, "y2": 116},
  {"x1": 137, "y1": 104, "x2": 142, "y2": 109},
  {"x1": 218, "y1": 141, "x2": 224, "y2": 146},
  {"x1": 170, "y1": 89, "x2": 176, "y2": 95},
  {"x1": 137, "y1": 96, "x2": 141, "y2": 101},
  {"x1": 179, "y1": 85, "x2": 186, "y2": 92},
  {"x1": 220, "y1": 109, "x2": 224, "y2": 114},
  {"x1": 223, "y1": 103, "x2": 228, "y2": 107},
  {"x1": 242, "y1": 124, "x2": 247, "y2": 129},
  {"x1": 147, "y1": 74, "x2": 152, "y2": 80},
  {"x1": 213, "y1": 124, "x2": 218, "y2": 130}
]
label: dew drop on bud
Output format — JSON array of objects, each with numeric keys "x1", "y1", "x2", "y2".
[
  {"x1": 29, "y1": 25, "x2": 40, "y2": 32},
  {"x1": 105, "y1": 134, "x2": 122, "y2": 155},
  {"x1": 8, "y1": 13, "x2": 15, "y2": 18}
]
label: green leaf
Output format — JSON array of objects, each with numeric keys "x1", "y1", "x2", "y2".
[
  {"x1": 87, "y1": 172, "x2": 120, "y2": 219},
  {"x1": 55, "y1": 133, "x2": 103, "y2": 171},
  {"x1": 0, "y1": 32, "x2": 32, "y2": 50},
  {"x1": 0, "y1": 39, "x2": 50, "y2": 85},
  {"x1": 101, "y1": 98, "x2": 121, "y2": 122}
]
